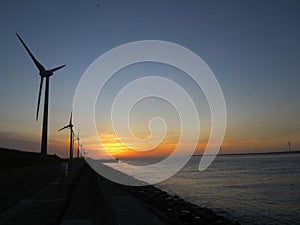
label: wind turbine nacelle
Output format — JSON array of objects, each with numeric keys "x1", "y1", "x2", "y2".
[{"x1": 40, "y1": 70, "x2": 54, "y2": 77}]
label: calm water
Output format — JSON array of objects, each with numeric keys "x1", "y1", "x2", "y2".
[{"x1": 120, "y1": 153, "x2": 300, "y2": 225}]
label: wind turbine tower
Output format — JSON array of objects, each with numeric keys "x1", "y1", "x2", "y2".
[
  {"x1": 75, "y1": 131, "x2": 80, "y2": 158},
  {"x1": 79, "y1": 144, "x2": 83, "y2": 158},
  {"x1": 16, "y1": 33, "x2": 65, "y2": 156},
  {"x1": 59, "y1": 113, "x2": 74, "y2": 159}
]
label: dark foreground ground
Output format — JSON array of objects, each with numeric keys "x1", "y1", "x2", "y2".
[{"x1": 0, "y1": 149, "x2": 240, "y2": 225}]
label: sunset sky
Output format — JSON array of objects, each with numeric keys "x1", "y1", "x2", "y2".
[{"x1": 0, "y1": 0, "x2": 299, "y2": 158}]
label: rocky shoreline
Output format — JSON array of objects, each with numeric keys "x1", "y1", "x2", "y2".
[
  {"x1": 89, "y1": 159, "x2": 241, "y2": 225},
  {"x1": 128, "y1": 185, "x2": 240, "y2": 225}
]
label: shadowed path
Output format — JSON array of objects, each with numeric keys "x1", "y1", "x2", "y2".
[{"x1": 0, "y1": 162, "x2": 62, "y2": 213}]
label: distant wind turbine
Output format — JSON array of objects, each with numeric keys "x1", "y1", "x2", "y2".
[
  {"x1": 74, "y1": 130, "x2": 80, "y2": 158},
  {"x1": 58, "y1": 112, "x2": 74, "y2": 160},
  {"x1": 79, "y1": 144, "x2": 84, "y2": 158},
  {"x1": 16, "y1": 33, "x2": 65, "y2": 156}
]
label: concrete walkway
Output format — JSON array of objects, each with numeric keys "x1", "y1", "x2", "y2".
[
  {"x1": 60, "y1": 165, "x2": 101, "y2": 225},
  {"x1": 0, "y1": 160, "x2": 167, "y2": 225},
  {"x1": 0, "y1": 160, "x2": 84, "y2": 225},
  {"x1": 61, "y1": 162, "x2": 166, "y2": 225},
  {"x1": 94, "y1": 169, "x2": 166, "y2": 225}
]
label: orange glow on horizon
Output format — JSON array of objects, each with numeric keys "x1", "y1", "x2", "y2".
[
  {"x1": 99, "y1": 132, "x2": 185, "y2": 158},
  {"x1": 42, "y1": 127, "x2": 300, "y2": 158}
]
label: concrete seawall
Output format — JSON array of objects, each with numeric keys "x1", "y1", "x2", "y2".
[{"x1": 0, "y1": 159, "x2": 240, "y2": 225}]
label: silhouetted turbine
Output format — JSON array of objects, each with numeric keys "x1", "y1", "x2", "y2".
[
  {"x1": 16, "y1": 33, "x2": 65, "y2": 156},
  {"x1": 59, "y1": 112, "x2": 74, "y2": 160},
  {"x1": 74, "y1": 131, "x2": 80, "y2": 158},
  {"x1": 79, "y1": 144, "x2": 84, "y2": 158}
]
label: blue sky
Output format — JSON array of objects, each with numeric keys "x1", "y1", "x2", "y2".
[{"x1": 0, "y1": 0, "x2": 299, "y2": 157}]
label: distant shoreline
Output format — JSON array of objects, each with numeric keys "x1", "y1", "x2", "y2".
[
  {"x1": 193, "y1": 150, "x2": 300, "y2": 157},
  {"x1": 2, "y1": 146, "x2": 300, "y2": 160}
]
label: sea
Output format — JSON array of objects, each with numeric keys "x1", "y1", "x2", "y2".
[{"x1": 107, "y1": 153, "x2": 300, "y2": 225}]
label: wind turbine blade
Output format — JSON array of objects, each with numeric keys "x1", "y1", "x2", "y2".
[
  {"x1": 69, "y1": 112, "x2": 73, "y2": 125},
  {"x1": 15, "y1": 33, "x2": 45, "y2": 72},
  {"x1": 36, "y1": 77, "x2": 44, "y2": 121},
  {"x1": 49, "y1": 65, "x2": 66, "y2": 73},
  {"x1": 58, "y1": 125, "x2": 69, "y2": 131},
  {"x1": 73, "y1": 129, "x2": 77, "y2": 139}
]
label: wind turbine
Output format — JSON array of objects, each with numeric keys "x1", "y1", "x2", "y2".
[
  {"x1": 74, "y1": 130, "x2": 80, "y2": 158},
  {"x1": 16, "y1": 33, "x2": 65, "y2": 156},
  {"x1": 79, "y1": 144, "x2": 84, "y2": 158},
  {"x1": 58, "y1": 112, "x2": 74, "y2": 160}
]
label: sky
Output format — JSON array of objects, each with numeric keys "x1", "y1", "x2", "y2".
[{"x1": 0, "y1": 0, "x2": 299, "y2": 158}]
